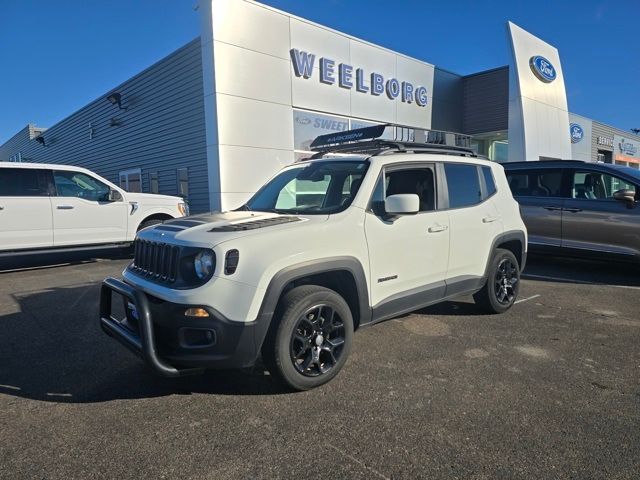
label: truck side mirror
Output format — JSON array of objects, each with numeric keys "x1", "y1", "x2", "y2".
[{"x1": 108, "y1": 189, "x2": 123, "y2": 202}]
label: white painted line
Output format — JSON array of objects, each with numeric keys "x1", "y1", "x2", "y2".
[
  {"x1": 46, "y1": 392, "x2": 72, "y2": 397},
  {"x1": 515, "y1": 294, "x2": 541, "y2": 304},
  {"x1": 0, "y1": 384, "x2": 21, "y2": 391},
  {"x1": 523, "y1": 274, "x2": 640, "y2": 291}
]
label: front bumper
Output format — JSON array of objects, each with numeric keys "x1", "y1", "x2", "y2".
[{"x1": 99, "y1": 277, "x2": 269, "y2": 377}]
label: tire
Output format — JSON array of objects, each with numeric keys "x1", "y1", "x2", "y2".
[
  {"x1": 473, "y1": 248, "x2": 520, "y2": 314},
  {"x1": 137, "y1": 218, "x2": 164, "y2": 232},
  {"x1": 262, "y1": 285, "x2": 354, "y2": 391}
]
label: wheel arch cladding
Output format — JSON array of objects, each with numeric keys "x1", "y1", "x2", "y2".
[
  {"x1": 258, "y1": 257, "x2": 371, "y2": 333},
  {"x1": 494, "y1": 231, "x2": 526, "y2": 270}
]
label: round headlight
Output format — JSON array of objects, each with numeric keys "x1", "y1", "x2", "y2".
[{"x1": 194, "y1": 250, "x2": 215, "y2": 279}]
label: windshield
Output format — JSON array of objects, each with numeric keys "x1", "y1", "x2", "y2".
[{"x1": 244, "y1": 160, "x2": 369, "y2": 214}]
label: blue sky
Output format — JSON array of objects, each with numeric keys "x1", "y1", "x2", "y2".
[{"x1": 1, "y1": 0, "x2": 637, "y2": 144}]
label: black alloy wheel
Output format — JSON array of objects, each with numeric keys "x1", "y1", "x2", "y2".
[
  {"x1": 290, "y1": 304, "x2": 346, "y2": 377},
  {"x1": 262, "y1": 285, "x2": 354, "y2": 391},
  {"x1": 494, "y1": 258, "x2": 519, "y2": 305}
]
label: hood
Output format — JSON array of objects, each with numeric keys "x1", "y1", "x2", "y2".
[
  {"x1": 126, "y1": 192, "x2": 184, "y2": 204},
  {"x1": 137, "y1": 211, "x2": 328, "y2": 247}
]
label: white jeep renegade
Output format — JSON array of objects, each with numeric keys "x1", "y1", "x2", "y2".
[
  {"x1": 100, "y1": 125, "x2": 527, "y2": 390},
  {"x1": 0, "y1": 162, "x2": 188, "y2": 254}
]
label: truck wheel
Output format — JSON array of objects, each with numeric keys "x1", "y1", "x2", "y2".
[
  {"x1": 473, "y1": 248, "x2": 520, "y2": 314},
  {"x1": 263, "y1": 285, "x2": 353, "y2": 391},
  {"x1": 137, "y1": 218, "x2": 164, "y2": 232}
]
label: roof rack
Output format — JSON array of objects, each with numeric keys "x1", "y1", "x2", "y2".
[{"x1": 308, "y1": 124, "x2": 476, "y2": 159}]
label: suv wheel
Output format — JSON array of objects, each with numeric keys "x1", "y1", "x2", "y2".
[
  {"x1": 263, "y1": 285, "x2": 353, "y2": 391},
  {"x1": 137, "y1": 218, "x2": 164, "y2": 232},
  {"x1": 473, "y1": 248, "x2": 520, "y2": 314}
]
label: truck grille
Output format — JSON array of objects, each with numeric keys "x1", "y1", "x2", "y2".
[{"x1": 132, "y1": 240, "x2": 180, "y2": 283}]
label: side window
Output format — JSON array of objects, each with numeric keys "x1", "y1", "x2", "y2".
[
  {"x1": 506, "y1": 169, "x2": 565, "y2": 197},
  {"x1": 445, "y1": 163, "x2": 482, "y2": 208},
  {"x1": 571, "y1": 171, "x2": 637, "y2": 200},
  {"x1": 0, "y1": 168, "x2": 50, "y2": 197},
  {"x1": 370, "y1": 167, "x2": 435, "y2": 214},
  {"x1": 481, "y1": 166, "x2": 497, "y2": 198},
  {"x1": 54, "y1": 171, "x2": 111, "y2": 201},
  {"x1": 149, "y1": 172, "x2": 159, "y2": 194}
]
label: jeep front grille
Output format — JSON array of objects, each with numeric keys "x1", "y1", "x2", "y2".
[{"x1": 132, "y1": 240, "x2": 180, "y2": 283}]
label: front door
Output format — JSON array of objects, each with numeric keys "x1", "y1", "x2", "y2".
[
  {"x1": 52, "y1": 170, "x2": 128, "y2": 246},
  {"x1": 562, "y1": 169, "x2": 640, "y2": 257},
  {"x1": 365, "y1": 164, "x2": 450, "y2": 313},
  {"x1": 0, "y1": 167, "x2": 54, "y2": 251}
]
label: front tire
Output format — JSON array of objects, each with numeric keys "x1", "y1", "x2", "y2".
[
  {"x1": 473, "y1": 248, "x2": 520, "y2": 314},
  {"x1": 263, "y1": 285, "x2": 354, "y2": 391}
]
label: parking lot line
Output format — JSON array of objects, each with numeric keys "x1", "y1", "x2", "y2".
[
  {"x1": 514, "y1": 294, "x2": 541, "y2": 304},
  {"x1": 522, "y1": 273, "x2": 640, "y2": 290}
]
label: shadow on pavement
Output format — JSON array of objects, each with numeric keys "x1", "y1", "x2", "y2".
[
  {"x1": 0, "y1": 283, "x2": 286, "y2": 403},
  {"x1": 0, "y1": 247, "x2": 133, "y2": 273},
  {"x1": 523, "y1": 254, "x2": 640, "y2": 288}
]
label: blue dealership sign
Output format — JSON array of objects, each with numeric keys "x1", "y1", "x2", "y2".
[
  {"x1": 529, "y1": 55, "x2": 557, "y2": 83},
  {"x1": 570, "y1": 123, "x2": 584, "y2": 143}
]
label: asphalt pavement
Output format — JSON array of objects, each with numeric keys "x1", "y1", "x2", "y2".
[{"x1": 0, "y1": 253, "x2": 638, "y2": 479}]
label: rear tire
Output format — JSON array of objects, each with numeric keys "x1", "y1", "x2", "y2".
[
  {"x1": 262, "y1": 285, "x2": 353, "y2": 391},
  {"x1": 473, "y1": 248, "x2": 520, "y2": 314}
]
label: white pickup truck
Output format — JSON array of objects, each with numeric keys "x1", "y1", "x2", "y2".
[{"x1": 0, "y1": 162, "x2": 188, "y2": 254}]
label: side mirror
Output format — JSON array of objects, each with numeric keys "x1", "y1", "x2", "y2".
[
  {"x1": 613, "y1": 189, "x2": 636, "y2": 207},
  {"x1": 108, "y1": 189, "x2": 123, "y2": 202},
  {"x1": 384, "y1": 194, "x2": 420, "y2": 217}
]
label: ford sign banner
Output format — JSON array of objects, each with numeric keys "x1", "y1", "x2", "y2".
[
  {"x1": 570, "y1": 123, "x2": 584, "y2": 143},
  {"x1": 529, "y1": 55, "x2": 556, "y2": 83}
]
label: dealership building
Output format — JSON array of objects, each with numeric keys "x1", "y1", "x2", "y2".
[{"x1": 1, "y1": 0, "x2": 638, "y2": 213}]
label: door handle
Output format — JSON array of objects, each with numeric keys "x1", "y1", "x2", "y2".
[
  {"x1": 56, "y1": 205, "x2": 75, "y2": 210},
  {"x1": 428, "y1": 224, "x2": 448, "y2": 233},
  {"x1": 482, "y1": 215, "x2": 498, "y2": 223},
  {"x1": 544, "y1": 206, "x2": 563, "y2": 211},
  {"x1": 0, "y1": 206, "x2": 4, "y2": 211},
  {"x1": 563, "y1": 208, "x2": 582, "y2": 213}
]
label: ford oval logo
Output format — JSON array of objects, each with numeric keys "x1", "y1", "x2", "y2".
[
  {"x1": 570, "y1": 123, "x2": 584, "y2": 144},
  {"x1": 529, "y1": 55, "x2": 556, "y2": 83}
]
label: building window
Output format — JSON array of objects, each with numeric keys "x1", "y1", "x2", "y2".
[
  {"x1": 119, "y1": 168, "x2": 142, "y2": 192},
  {"x1": 177, "y1": 168, "x2": 189, "y2": 199},
  {"x1": 149, "y1": 172, "x2": 159, "y2": 194}
]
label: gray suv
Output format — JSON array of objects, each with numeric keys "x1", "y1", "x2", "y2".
[{"x1": 502, "y1": 161, "x2": 639, "y2": 263}]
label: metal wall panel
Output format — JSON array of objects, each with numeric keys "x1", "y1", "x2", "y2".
[
  {"x1": 0, "y1": 39, "x2": 209, "y2": 213},
  {"x1": 462, "y1": 67, "x2": 509, "y2": 135}
]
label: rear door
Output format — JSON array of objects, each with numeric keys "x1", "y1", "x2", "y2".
[
  {"x1": 505, "y1": 168, "x2": 569, "y2": 248},
  {"x1": 444, "y1": 163, "x2": 502, "y2": 283},
  {"x1": 0, "y1": 167, "x2": 54, "y2": 251},
  {"x1": 562, "y1": 168, "x2": 640, "y2": 257},
  {"x1": 52, "y1": 169, "x2": 128, "y2": 246}
]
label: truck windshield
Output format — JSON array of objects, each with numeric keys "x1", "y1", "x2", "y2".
[{"x1": 243, "y1": 160, "x2": 369, "y2": 214}]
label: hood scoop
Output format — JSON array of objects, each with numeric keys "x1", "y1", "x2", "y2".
[{"x1": 209, "y1": 216, "x2": 301, "y2": 232}]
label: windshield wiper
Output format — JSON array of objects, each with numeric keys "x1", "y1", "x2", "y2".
[{"x1": 234, "y1": 203, "x2": 252, "y2": 211}]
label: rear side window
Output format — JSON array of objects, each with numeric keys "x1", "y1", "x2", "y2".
[
  {"x1": 445, "y1": 163, "x2": 482, "y2": 208},
  {"x1": 482, "y1": 166, "x2": 497, "y2": 197},
  {"x1": 506, "y1": 169, "x2": 565, "y2": 197},
  {"x1": 0, "y1": 168, "x2": 50, "y2": 197}
]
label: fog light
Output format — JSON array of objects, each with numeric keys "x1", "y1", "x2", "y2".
[{"x1": 184, "y1": 307, "x2": 209, "y2": 318}]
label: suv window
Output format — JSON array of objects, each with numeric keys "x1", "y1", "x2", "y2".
[
  {"x1": 571, "y1": 170, "x2": 638, "y2": 200},
  {"x1": 0, "y1": 168, "x2": 50, "y2": 197},
  {"x1": 506, "y1": 169, "x2": 565, "y2": 198},
  {"x1": 54, "y1": 170, "x2": 111, "y2": 201},
  {"x1": 482, "y1": 166, "x2": 497, "y2": 198},
  {"x1": 370, "y1": 167, "x2": 436, "y2": 214},
  {"x1": 445, "y1": 163, "x2": 482, "y2": 208}
]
